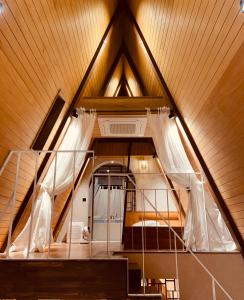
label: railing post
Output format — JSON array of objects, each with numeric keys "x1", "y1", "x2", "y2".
[
  {"x1": 0, "y1": 151, "x2": 13, "y2": 177},
  {"x1": 68, "y1": 151, "x2": 76, "y2": 259},
  {"x1": 174, "y1": 233, "x2": 180, "y2": 299},
  {"x1": 178, "y1": 189, "x2": 185, "y2": 251},
  {"x1": 48, "y1": 152, "x2": 57, "y2": 258},
  {"x1": 89, "y1": 173, "x2": 94, "y2": 258},
  {"x1": 155, "y1": 189, "x2": 159, "y2": 250},
  {"x1": 120, "y1": 184, "x2": 122, "y2": 251},
  {"x1": 201, "y1": 173, "x2": 210, "y2": 251},
  {"x1": 6, "y1": 152, "x2": 21, "y2": 258},
  {"x1": 212, "y1": 278, "x2": 217, "y2": 300},
  {"x1": 166, "y1": 189, "x2": 172, "y2": 250},
  {"x1": 142, "y1": 189, "x2": 146, "y2": 294},
  {"x1": 107, "y1": 174, "x2": 111, "y2": 255},
  {"x1": 27, "y1": 151, "x2": 39, "y2": 258}
]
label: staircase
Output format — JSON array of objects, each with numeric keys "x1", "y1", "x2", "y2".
[{"x1": 128, "y1": 262, "x2": 162, "y2": 299}]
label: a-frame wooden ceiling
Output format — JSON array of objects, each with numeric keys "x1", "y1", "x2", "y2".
[
  {"x1": 103, "y1": 54, "x2": 144, "y2": 97},
  {"x1": 0, "y1": 0, "x2": 243, "y2": 250},
  {"x1": 79, "y1": 0, "x2": 244, "y2": 246}
]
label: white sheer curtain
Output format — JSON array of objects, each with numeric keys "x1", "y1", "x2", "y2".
[
  {"x1": 10, "y1": 109, "x2": 96, "y2": 253},
  {"x1": 94, "y1": 187, "x2": 125, "y2": 221},
  {"x1": 147, "y1": 108, "x2": 236, "y2": 251}
]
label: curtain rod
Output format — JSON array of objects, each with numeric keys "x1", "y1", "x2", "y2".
[
  {"x1": 71, "y1": 107, "x2": 175, "y2": 117},
  {"x1": 95, "y1": 108, "x2": 175, "y2": 118},
  {"x1": 95, "y1": 109, "x2": 158, "y2": 113}
]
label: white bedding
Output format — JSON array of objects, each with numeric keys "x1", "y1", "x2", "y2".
[{"x1": 132, "y1": 220, "x2": 167, "y2": 227}]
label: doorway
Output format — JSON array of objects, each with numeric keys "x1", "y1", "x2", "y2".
[{"x1": 90, "y1": 163, "x2": 135, "y2": 242}]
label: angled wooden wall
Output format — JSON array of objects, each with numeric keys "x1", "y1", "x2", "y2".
[
  {"x1": 0, "y1": 0, "x2": 118, "y2": 248},
  {"x1": 128, "y1": 0, "x2": 244, "y2": 239}
]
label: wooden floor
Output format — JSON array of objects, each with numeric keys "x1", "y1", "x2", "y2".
[{"x1": 0, "y1": 241, "x2": 123, "y2": 259}]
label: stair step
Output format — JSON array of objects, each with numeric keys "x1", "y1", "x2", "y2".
[
  {"x1": 129, "y1": 262, "x2": 141, "y2": 293},
  {"x1": 128, "y1": 293, "x2": 162, "y2": 299},
  {"x1": 128, "y1": 282, "x2": 162, "y2": 299}
]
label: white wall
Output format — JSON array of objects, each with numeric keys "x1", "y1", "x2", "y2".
[{"x1": 130, "y1": 156, "x2": 177, "y2": 212}]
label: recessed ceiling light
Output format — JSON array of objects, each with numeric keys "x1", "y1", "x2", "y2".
[{"x1": 104, "y1": 39, "x2": 108, "y2": 44}]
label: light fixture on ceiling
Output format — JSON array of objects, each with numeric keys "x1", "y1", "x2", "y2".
[
  {"x1": 241, "y1": 0, "x2": 244, "y2": 12},
  {"x1": 104, "y1": 39, "x2": 108, "y2": 44}
]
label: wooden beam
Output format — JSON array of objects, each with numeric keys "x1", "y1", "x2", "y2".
[
  {"x1": 125, "y1": 1, "x2": 244, "y2": 253},
  {"x1": 113, "y1": 76, "x2": 123, "y2": 97},
  {"x1": 1, "y1": 3, "x2": 122, "y2": 252},
  {"x1": 75, "y1": 96, "x2": 166, "y2": 112},
  {"x1": 31, "y1": 94, "x2": 65, "y2": 150},
  {"x1": 118, "y1": 74, "x2": 130, "y2": 97},
  {"x1": 99, "y1": 46, "x2": 123, "y2": 96},
  {"x1": 125, "y1": 76, "x2": 134, "y2": 97},
  {"x1": 123, "y1": 43, "x2": 148, "y2": 96},
  {"x1": 99, "y1": 42, "x2": 144, "y2": 97},
  {"x1": 93, "y1": 137, "x2": 154, "y2": 144}
]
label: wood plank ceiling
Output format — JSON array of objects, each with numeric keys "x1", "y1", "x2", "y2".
[{"x1": 0, "y1": 0, "x2": 243, "y2": 247}]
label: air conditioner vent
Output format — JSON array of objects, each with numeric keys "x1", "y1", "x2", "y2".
[
  {"x1": 98, "y1": 117, "x2": 147, "y2": 137},
  {"x1": 110, "y1": 123, "x2": 136, "y2": 135}
]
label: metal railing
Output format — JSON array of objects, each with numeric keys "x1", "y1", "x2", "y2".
[
  {"x1": 0, "y1": 149, "x2": 94, "y2": 259},
  {"x1": 0, "y1": 157, "x2": 234, "y2": 299},
  {"x1": 89, "y1": 173, "x2": 234, "y2": 300}
]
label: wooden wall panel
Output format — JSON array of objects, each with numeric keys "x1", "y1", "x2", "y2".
[
  {"x1": 0, "y1": 0, "x2": 118, "y2": 249},
  {"x1": 188, "y1": 43, "x2": 244, "y2": 238},
  {"x1": 128, "y1": 0, "x2": 244, "y2": 239}
]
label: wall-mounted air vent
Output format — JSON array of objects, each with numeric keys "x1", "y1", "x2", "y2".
[{"x1": 98, "y1": 117, "x2": 147, "y2": 137}]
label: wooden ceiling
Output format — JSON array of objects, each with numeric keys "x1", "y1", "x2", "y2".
[{"x1": 0, "y1": 0, "x2": 243, "y2": 249}]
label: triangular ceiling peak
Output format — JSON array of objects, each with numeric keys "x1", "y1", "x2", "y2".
[{"x1": 103, "y1": 53, "x2": 145, "y2": 97}]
